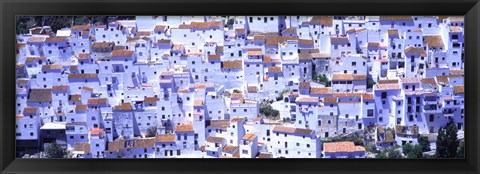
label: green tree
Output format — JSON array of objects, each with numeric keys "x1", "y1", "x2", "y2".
[
  {"x1": 402, "y1": 143, "x2": 413, "y2": 155},
  {"x1": 145, "y1": 127, "x2": 157, "y2": 137},
  {"x1": 406, "y1": 145, "x2": 423, "y2": 158},
  {"x1": 457, "y1": 140, "x2": 464, "y2": 158},
  {"x1": 418, "y1": 135, "x2": 430, "y2": 152},
  {"x1": 259, "y1": 103, "x2": 280, "y2": 118},
  {"x1": 313, "y1": 74, "x2": 330, "y2": 85},
  {"x1": 276, "y1": 89, "x2": 289, "y2": 101},
  {"x1": 435, "y1": 123, "x2": 459, "y2": 158},
  {"x1": 44, "y1": 142, "x2": 67, "y2": 158},
  {"x1": 367, "y1": 78, "x2": 376, "y2": 89},
  {"x1": 16, "y1": 16, "x2": 37, "y2": 34},
  {"x1": 388, "y1": 150, "x2": 402, "y2": 158},
  {"x1": 376, "y1": 151, "x2": 387, "y2": 158}
]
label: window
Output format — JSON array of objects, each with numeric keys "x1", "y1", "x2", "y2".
[{"x1": 381, "y1": 92, "x2": 387, "y2": 99}]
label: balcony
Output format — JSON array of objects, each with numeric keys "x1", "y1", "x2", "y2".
[{"x1": 423, "y1": 105, "x2": 441, "y2": 113}]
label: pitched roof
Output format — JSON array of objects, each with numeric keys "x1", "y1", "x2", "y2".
[
  {"x1": 206, "y1": 136, "x2": 225, "y2": 143},
  {"x1": 28, "y1": 89, "x2": 52, "y2": 102},
  {"x1": 75, "y1": 104, "x2": 87, "y2": 111},
  {"x1": 111, "y1": 50, "x2": 134, "y2": 57},
  {"x1": 404, "y1": 46, "x2": 426, "y2": 55},
  {"x1": 295, "y1": 97, "x2": 318, "y2": 103},
  {"x1": 247, "y1": 86, "x2": 258, "y2": 93},
  {"x1": 69, "y1": 94, "x2": 81, "y2": 102},
  {"x1": 265, "y1": 36, "x2": 299, "y2": 46},
  {"x1": 272, "y1": 126, "x2": 314, "y2": 135},
  {"x1": 324, "y1": 141, "x2": 365, "y2": 153},
  {"x1": 376, "y1": 83, "x2": 401, "y2": 90},
  {"x1": 144, "y1": 96, "x2": 158, "y2": 103},
  {"x1": 330, "y1": 37, "x2": 349, "y2": 44},
  {"x1": 90, "y1": 128, "x2": 104, "y2": 135},
  {"x1": 436, "y1": 76, "x2": 449, "y2": 83},
  {"x1": 257, "y1": 153, "x2": 273, "y2": 158},
  {"x1": 68, "y1": 73, "x2": 99, "y2": 79},
  {"x1": 52, "y1": 85, "x2": 69, "y2": 91},
  {"x1": 154, "y1": 25, "x2": 166, "y2": 31},
  {"x1": 422, "y1": 78, "x2": 437, "y2": 86},
  {"x1": 299, "y1": 82, "x2": 311, "y2": 89},
  {"x1": 193, "y1": 99, "x2": 204, "y2": 107},
  {"x1": 155, "y1": 134, "x2": 175, "y2": 143},
  {"x1": 175, "y1": 124, "x2": 194, "y2": 132},
  {"x1": 324, "y1": 97, "x2": 338, "y2": 103},
  {"x1": 387, "y1": 29, "x2": 399, "y2": 37},
  {"x1": 309, "y1": 16, "x2": 334, "y2": 25},
  {"x1": 424, "y1": 35, "x2": 445, "y2": 47},
  {"x1": 87, "y1": 98, "x2": 107, "y2": 105},
  {"x1": 73, "y1": 142, "x2": 90, "y2": 152},
  {"x1": 223, "y1": 145, "x2": 239, "y2": 153},
  {"x1": 401, "y1": 77, "x2": 420, "y2": 84},
  {"x1": 113, "y1": 103, "x2": 132, "y2": 111},
  {"x1": 208, "y1": 120, "x2": 230, "y2": 128},
  {"x1": 91, "y1": 42, "x2": 114, "y2": 49},
  {"x1": 77, "y1": 53, "x2": 90, "y2": 60},
  {"x1": 268, "y1": 66, "x2": 282, "y2": 73},
  {"x1": 45, "y1": 37, "x2": 67, "y2": 42},
  {"x1": 221, "y1": 60, "x2": 243, "y2": 69},
  {"x1": 41, "y1": 64, "x2": 62, "y2": 71},
  {"x1": 449, "y1": 69, "x2": 464, "y2": 76},
  {"x1": 242, "y1": 133, "x2": 257, "y2": 141},
  {"x1": 23, "y1": 107, "x2": 37, "y2": 114},
  {"x1": 453, "y1": 86, "x2": 464, "y2": 94},
  {"x1": 332, "y1": 74, "x2": 354, "y2": 81},
  {"x1": 310, "y1": 87, "x2": 332, "y2": 95}
]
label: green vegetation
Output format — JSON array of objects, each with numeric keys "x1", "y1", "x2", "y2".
[
  {"x1": 232, "y1": 89, "x2": 242, "y2": 94},
  {"x1": 367, "y1": 78, "x2": 376, "y2": 89},
  {"x1": 223, "y1": 90, "x2": 231, "y2": 97},
  {"x1": 16, "y1": 16, "x2": 134, "y2": 34},
  {"x1": 313, "y1": 74, "x2": 331, "y2": 87},
  {"x1": 435, "y1": 123, "x2": 459, "y2": 158},
  {"x1": 402, "y1": 143, "x2": 423, "y2": 158},
  {"x1": 276, "y1": 89, "x2": 290, "y2": 101},
  {"x1": 418, "y1": 135, "x2": 431, "y2": 152},
  {"x1": 376, "y1": 147, "x2": 401, "y2": 159},
  {"x1": 259, "y1": 103, "x2": 280, "y2": 119},
  {"x1": 388, "y1": 150, "x2": 402, "y2": 158},
  {"x1": 457, "y1": 140, "x2": 464, "y2": 158},
  {"x1": 44, "y1": 142, "x2": 67, "y2": 158},
  {"x1": 145, "y1": 127, "x2": 157, "y2": 137},
  {"x1": 323, "y1": 130, "x2": 364, "y2": 146}
]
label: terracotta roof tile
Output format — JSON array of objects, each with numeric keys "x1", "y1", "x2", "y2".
[
  {"x1": 155, "y1": 134, "x2": 175, "y2": 143},
  {"x1": 223, "y1": 145, "x2": 238, "y2": 153},
  {"x1": 401, "y1": 77, "x2": 420, "y2": 84},
  {"x1": 206, "y1": 136, "x2": 225, "y2": 143},
  {"x1": 242, "y1": 133, "x2": 257, "y2": 141},
  {"x1": 268, "y1": 66, "x2": 282, "y2": 73},
  {"x1": 453, "y1": 86, "x2": 464, "y2": 94},
  {"x1": 175, "y1": 124, "x2": 194, "y2": 132},
  {"x1": 324, "y1": 141, "x2": 365, "y2": 153},
  {"x1": 111, "y1": 50, "x2": 134, "y2": 57},
  {"x1": 73, "y1": 142, "x2": 90, "y2": 152},
  {"x1": 310, "y1": 87, "x2": 332, "y2": 95},
  {"x1": 222, "y1": 60, "x2": 243, "y2": 69},
  {"x1": 424, "y1": 35, "x2": 445, "y2": 47},
  {"x1": 309, "y1": 16, "x2": 334, "y2": 25},
  {"x1": 295, "y1": 97, "x2": 318, "y2": 103}
]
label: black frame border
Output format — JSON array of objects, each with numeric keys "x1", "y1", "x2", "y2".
[{"x1": 1, "y1": 0, "x2": 479, "y2": 174}]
